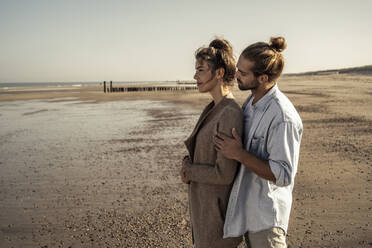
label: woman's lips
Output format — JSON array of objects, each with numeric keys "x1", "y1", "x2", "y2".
[{"x1": 197, "y1": 82, "x2": 202, "y2": 87}]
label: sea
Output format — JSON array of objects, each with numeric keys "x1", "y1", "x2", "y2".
[{"x1": 0, "y1": 81, "x2": 159, "y2": 89}]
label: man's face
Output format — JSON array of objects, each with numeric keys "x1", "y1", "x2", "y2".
[{"x1": 235, "y1": 56, "x2": 259, "y2": 91}]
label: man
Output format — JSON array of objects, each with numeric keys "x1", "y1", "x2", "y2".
[{"x1": 214, "y1": 37, "x2": 303, "y2": 248}]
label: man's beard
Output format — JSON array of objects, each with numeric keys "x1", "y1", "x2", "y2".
[{"x1": 237, "y1": 78, "x2": 258, "y2": 91}]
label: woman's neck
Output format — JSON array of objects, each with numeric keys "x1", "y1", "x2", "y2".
[{"x1": 210, "y1": 82, "x2": 233, "y2": 105}]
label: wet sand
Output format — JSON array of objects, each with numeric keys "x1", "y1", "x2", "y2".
[{"x1": 0, "y1": 75, "x2": 371, "y2": 247}]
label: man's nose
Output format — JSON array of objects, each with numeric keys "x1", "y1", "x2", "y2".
[{"x1": 193, "y1": 73, "x2": 198, "y2": 80}]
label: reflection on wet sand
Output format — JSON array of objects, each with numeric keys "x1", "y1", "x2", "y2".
[{"x1": 0, "y1": 97, "x2": 198, "y2": 247}]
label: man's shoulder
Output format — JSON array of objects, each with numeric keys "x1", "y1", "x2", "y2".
[{"x1": 268, "y1": 89, "x2": 302, "y2": 127}]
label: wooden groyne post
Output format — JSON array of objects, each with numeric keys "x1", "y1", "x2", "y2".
[{"x1": 102, "y1": 81, "x2": 198, "y2": 93}]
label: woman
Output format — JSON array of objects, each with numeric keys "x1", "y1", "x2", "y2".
[{"x1": 180, "y1": 38, "x2": 243, "y2": 248}]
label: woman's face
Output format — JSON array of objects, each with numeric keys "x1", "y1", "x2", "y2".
[{"x1": 194, "y1": 59, "x2": 217, "y2": 93}]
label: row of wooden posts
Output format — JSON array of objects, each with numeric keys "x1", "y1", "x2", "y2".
[{"x1": 103, "y1": 81, "x2": 198, "y2": 93}]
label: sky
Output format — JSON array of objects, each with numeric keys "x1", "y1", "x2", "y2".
[{"x1": 0, "y1": 0, "x2": 371, "y2": 82}]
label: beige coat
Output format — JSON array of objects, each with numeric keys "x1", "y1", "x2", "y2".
[{"x1": 184, "y1": 97, "x2": 243, "y2": 248}]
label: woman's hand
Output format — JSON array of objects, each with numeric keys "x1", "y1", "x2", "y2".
[
  {"x1": 180, "y1": 167, "x2": 190, "y2": 184},
  {"x1": 182, "y1": 155, "x2": 192, "y2": 167},
  {"x1": 180, "y1": 156, "x2": 191, "y2": 184}
]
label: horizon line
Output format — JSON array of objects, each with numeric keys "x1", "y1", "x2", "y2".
[{"x1": 1, "y1": 64, "x2": 371, "y2": 84}]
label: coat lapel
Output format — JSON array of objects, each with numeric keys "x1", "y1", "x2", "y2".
[
  {"x1": 184, "y1": 101, "x2": 214, "y2": 160},
  {"x1": 189, "y1": 101, "x2": 214, "y2": 140},
  {"x1": 184, "y1": 98, "x2": 232, "y2": 161}
]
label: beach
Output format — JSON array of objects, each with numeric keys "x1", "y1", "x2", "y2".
[{"x1": 0, "y1": 75, "x2": 371, "y2": 247}]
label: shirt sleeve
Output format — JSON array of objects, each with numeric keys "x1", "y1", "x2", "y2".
[
  {"x1": 183, "y1": 107, "x2": 243, "y2": 185},
  {"x1": 267, "y1": 121, "x2": 302, "y2": 187}
]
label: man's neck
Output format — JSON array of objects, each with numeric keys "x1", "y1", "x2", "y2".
[{"x1": 251, "y1": 82, "x2": 276, "y2": 105}]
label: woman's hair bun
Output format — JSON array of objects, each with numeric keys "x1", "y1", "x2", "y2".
[
  {"x1": 270, "y1": 37, "x2": 287, "y2": 52},
  {"x1": 209, "y1": 38, "x2": 233, "y2": 55},
  {"x1": 195, "y1": 37, "x2": 236, "y2": 84}
]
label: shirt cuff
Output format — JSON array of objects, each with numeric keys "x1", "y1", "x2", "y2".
[{"x1": 269, "y1": 160, "x2": 285, "y2": 187}]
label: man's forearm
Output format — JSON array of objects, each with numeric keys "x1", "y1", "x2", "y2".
[{"x1": 235, "y1": 148, "x2": 276, "y2": 182}]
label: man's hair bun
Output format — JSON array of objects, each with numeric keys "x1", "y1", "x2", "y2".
[{"x1": 270, "y1": 37, "x2": 287, "y2": 52}]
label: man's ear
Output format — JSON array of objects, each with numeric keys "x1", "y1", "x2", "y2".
[
  {"x1": 257, "y1": 74, "x2": 269, "y2": 84},
  {"x1": 215, "y1": 67, "x2": 225, "y2": 80}
]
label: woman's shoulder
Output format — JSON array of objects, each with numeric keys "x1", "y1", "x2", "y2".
[
  {"x1": 223, "y1": 98, "x2": 243, "y2": 116},
  {"x1": 218, "y1": 99, "x2": 243, "y2": 127},
  {"x1": 218, "y1": 99, "x2": 243, "y2": 133}
]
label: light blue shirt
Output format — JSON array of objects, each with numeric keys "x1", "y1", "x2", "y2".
[{"x1": 223, "y1": 84, "x2": 303, "y2": 237}]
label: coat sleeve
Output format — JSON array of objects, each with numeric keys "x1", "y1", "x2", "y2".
[{"x1": 183, "y1": 107, "x2": 243, "y2": 185}]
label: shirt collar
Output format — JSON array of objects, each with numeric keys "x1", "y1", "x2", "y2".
[{"x1": 253, "y1": 84, "x2": 278, "y2": 111}]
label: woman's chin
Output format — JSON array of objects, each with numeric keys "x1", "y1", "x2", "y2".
[{"x1": 197, "y1": 86, "x2": 205, "y2": 93}]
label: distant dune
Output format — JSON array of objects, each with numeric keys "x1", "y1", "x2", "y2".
[{"x1": 285, "y1": 65, "x2": 372, "y2": 76}]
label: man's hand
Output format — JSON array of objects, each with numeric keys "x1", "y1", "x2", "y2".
[
  {"x1": 215, "y1": 128, "x2": 277, "y2": 182},
  {"x1": 180, "y1": 156, "x2": 191, "y2": 184},
  {"x1": 214, "y1": 128, "x2": 244, "y2": 161}
]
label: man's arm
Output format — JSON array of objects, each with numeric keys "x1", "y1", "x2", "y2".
[
  {"x1": 214, "y1": 128, "x2": 276, "y2": 182},
  {"x1": 215, "y1": 120, "x2": 302, "y2": 187}
]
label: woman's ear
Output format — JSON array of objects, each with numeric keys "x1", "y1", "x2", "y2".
[{"x1": 215, "y1": 67, "x2": 225, "y2": 80}]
